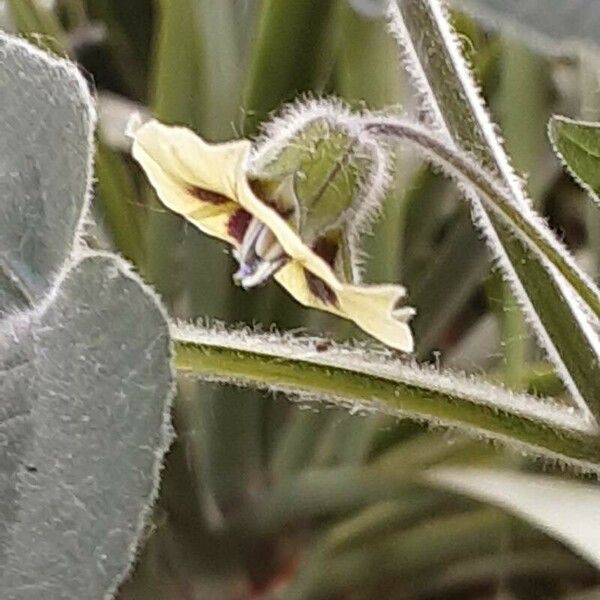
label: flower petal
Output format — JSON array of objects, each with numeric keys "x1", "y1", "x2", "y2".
[
  {"x1": 275, "y1": 262, "x2": 415, "y2": 353},
  {"x1": 131, "y1": 119, "x2": 247, "y2": 242}
]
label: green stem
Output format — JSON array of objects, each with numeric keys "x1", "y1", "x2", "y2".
[
  {"x1": 365, "y1": 119, "x2": 600, "y2": 322},
  {"x1": 365, "y1": 118, "x2": 600, "y2": 422},
  {"x1": 387, "y1": 0, "x2": 600, "y2": 429},
  {"x1": 173, "y1": 336, "x2": 600, "y2": 471}
]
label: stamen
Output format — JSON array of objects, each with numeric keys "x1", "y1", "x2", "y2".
[
  {"x1": 233, "y1": 217, "x2": 288, "y2": 288},
  {"x1": 234, "y1": 255, "x2": 288, "y2": 289}
]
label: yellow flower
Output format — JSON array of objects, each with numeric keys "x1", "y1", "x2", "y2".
[{"x1": 131, "y1": 119, "x2": 415, "y2": 352}]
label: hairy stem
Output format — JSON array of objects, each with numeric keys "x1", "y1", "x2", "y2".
[
  {"x1": 364, "y1": 118, "x2": 600, "y2": 321},
  {"x1": 172, "y1": 325, "x2": 600, "y2": 472}
]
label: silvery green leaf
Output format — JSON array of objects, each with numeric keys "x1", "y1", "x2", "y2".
[
  {"x1": 0, "y1": 33, "x2": 94, "y2": 312},
  {"x1": 348, "y1": 0, "x2": 388, "y2": 18},
  {"x1": 428, "y1": 467, "x2": 600, "y2": 569},
  {"x1": 0, "y1": 316, "x2": 33, "y2": 570},
  {"x1": 0, "y1": 254, "x2": 173, "y2": 600},
  {"x1": 451, "y1": 0, "x2": 600, "y2": 55},
  {"x1": 0, "y1": 32, "x2": 173, "y2": 599}
]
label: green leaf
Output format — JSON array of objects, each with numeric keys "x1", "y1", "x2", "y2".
[
  {"x1": 151, "y1": 0, "x2": 240, "y2": 138},
  {"x1": 5, "y1": 0, "x2": 65, "y2": 54},
  {"x1": 498, "y1": 41, "x2": 553, "y2": 386},
  {"x1": 193, "y1": 0, "x2": 240, "y2": 140},
  {"x1": 428, "y1": 467, "x2": 600, "y2": 569},
  {"x1": 549, "y1": 116, "x2": 600, "y2": 208},
  {"x1": 242, "y1": 0, "x2": 337, "y2": 134},
  {"x1": 287, "y1": 508, "x2": 528, "y2": 599},
  {"x1": 270, "y1": 410, "x2": 332, "y2": 480},
  {"x1": 95, "y1": 142, "x2": 145, "y2": 266},
  {"x1": 150, "y1": 0, "x2": 204, "y2": 130},
  {"x1": 0, "y1": 34, "x2": 93, "y2": 311}
]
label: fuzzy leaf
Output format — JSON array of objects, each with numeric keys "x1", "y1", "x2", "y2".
[
  {"x1": 388, "y1": 1, "x2": 600, "y2": 425},
  {"x1": 549, "y1": 116, "x2": 600, "y2": 207},
  {"x1": 0, "y1": 33, "x2": 173, "y2": 599},
  {"x1": 428, "y1": 467, "x2": 600, "y2": 569},
  {"x1": 451, "y1": 0, "x2": 600, "y2": 55},
  {"x1": 0, "y1": 255, "x2": 173, "y2": 599},
  {"x1": 0, "y1": 34, "x2": 94, "y2": 312},
  {"x1": 0, "y1": 319, "x2": 32, "y2": 570}
]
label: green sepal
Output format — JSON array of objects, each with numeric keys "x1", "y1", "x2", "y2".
[{"x1": 252, "y1": 116, "x2": 381, "y2": 244}]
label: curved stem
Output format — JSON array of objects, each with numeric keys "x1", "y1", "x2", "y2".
[{"x1": 364, "y1": 118, "x2": 600, "y2": 321}]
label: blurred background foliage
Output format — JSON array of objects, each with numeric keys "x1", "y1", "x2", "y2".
[{"x1": 3, "y1": 0, "x2": 600, "y2": 598}]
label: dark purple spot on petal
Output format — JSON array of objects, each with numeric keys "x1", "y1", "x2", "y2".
[
  {"x1": 312, "y1": 237, "x2": 339, "y2": 267},
  {"x1": 305, "y1": 270, "x2": 338, "y2": 307},
  {"x1": 187, "y1": 185, "x2": 231, "y2": 205},
  {"x1": 228, "y1": 209, "x2": 253, "y2": 243}
]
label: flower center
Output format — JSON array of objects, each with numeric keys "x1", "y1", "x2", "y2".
[{"x1": 233, "y1": 217, "x2": 288, "y2": 289}]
